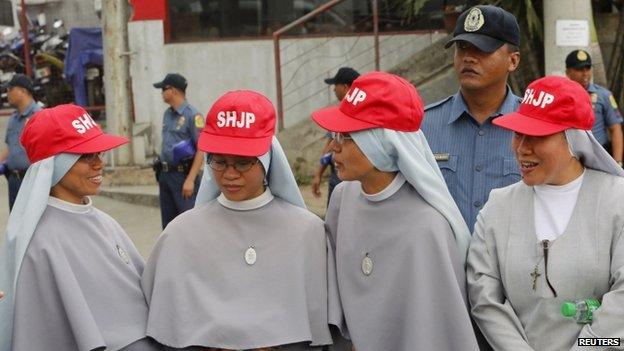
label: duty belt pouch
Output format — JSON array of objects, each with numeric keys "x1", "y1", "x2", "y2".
[
  {"x1": 180, "y1": 158, "x2": 193, "y2": 174},
  {"x1": 152, "y1": 157, "x2": 163, "y2": 182}
]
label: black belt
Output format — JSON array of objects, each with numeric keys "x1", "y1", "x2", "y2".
[
  {"x1": 7, "y1": 169, "x2": 27, "y2": 180},
  {"x1": 161, "y1": 162, "x2": 188, "y2": 173}
]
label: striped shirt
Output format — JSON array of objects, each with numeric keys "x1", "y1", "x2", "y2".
[{"x1": 421, "y1": 88, "x2": 521, "y2": 232}]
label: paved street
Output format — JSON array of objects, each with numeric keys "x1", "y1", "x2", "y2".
[{"x1": 0, "y1": 178, "x2": 162, "y2": 259}]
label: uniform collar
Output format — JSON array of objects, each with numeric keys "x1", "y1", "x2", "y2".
[
  {"x1": 217, "y1": 188, "x2": 274, "y2": 211},
  {"x1": 18, "y1": 101, "x2": 38, "y2": 119},
  {"x1": 447, "y1": 85, "x2": 517, "y2": 125},
  {"x1": 173, "y1": 100, "x2": 189, "y2": 115},
  {"x1": 47, "y1": 196, "x2": 93, "y2": 214},
  {"x1": 586, "y1": 83, "x2": 597, "y2": 93}
]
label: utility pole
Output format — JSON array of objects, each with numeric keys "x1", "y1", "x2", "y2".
[
  {"x1": 19, "y1": 0, "x2": 32, "y2": 78},
  {"x1": 543, "y1": 0, "x2": 607, "y2": 86},
  {"x1": 102, "y1": 0, "x2": 133, "y2": 165}
]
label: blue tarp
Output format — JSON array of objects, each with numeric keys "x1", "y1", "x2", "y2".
[{"x1": 64, "y1": 27, "x2": 103, "y2": 107}]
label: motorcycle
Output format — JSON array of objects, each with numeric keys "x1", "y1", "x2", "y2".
[{"x1": 33, "y1": 20, "x2": 73, "y2": 107}]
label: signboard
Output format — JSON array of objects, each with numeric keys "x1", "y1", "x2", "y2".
[{"x1": 556, "y1": 20, "x2": 589, "y2": 47}]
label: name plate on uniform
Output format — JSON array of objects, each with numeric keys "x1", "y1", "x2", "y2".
[{"x1": 434, "y1": 153, "x2": 450, "y2": 162}]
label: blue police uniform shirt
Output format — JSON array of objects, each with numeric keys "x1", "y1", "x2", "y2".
[
  {"x1": 324, "y1": 132, "x2": 341, "y2": 186},
  {"x1": 160, "y1": 101, "x2": 202, "y2": 163},
  {"x1": 4, "y1": 101, "x2": 41, "y2": 170},
  {"x1": 587, "y1": 83, "x2": 623, "y2": 146},
  {"x1": 421, "y1": 87, "x2": 521, "y2": 232}
]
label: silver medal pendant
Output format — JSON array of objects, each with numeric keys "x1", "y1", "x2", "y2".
[
  {"x1": 244, "y1": 246, "x2": 257, "y2": 266},
  {"x1": 116, "y1": 245, "x2": 130, "y2": 264},
  {"x1": 361, "y1": 253, "x2": 373, "y2": 276}
]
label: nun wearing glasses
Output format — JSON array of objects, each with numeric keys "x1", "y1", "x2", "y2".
[
  {"x1": 141, "y1": 90, "x2": 332, "y2": 351},
  {"x1": 467, "y1": 76, "x2": 624, "y2": 350},
  {"x1": 310, "y1": 71, "x2": 479, "y2": 351},
  {"x1": 0, "y1": 104, "x2": 159, "y2": 351}
]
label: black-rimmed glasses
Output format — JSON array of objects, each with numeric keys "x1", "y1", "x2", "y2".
[{"x1": 208, "y1": 157, "x2": 259, "y2": 173}]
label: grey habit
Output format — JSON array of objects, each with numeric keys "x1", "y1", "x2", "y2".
[
  {"x1": 141, "y1": 195, "x2": 332, "y2": 350},
  {"x1": 12, "y1": 199, "x2": 156, "y2": 351},
  {"x1": 326, "y1": 179, "x2": 480, "y2": 351},
  {"x1": 467, "y1": 169, "x2": 624, "y2": 351}
]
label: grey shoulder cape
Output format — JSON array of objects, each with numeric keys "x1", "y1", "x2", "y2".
[
  {"x1": 11, "y1": 205, "x2": 154, "y2": 351},
  {"x1": 141, "y1": 197, "x2": 332, "y2": 349},
  {"x1": 325, "y1": 181, "x2": 479, "y2": 351}
]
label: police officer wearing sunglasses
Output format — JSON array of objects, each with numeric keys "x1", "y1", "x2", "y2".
[{"x1": 153, "y1": 73, "x2": 205, "y2": 228}]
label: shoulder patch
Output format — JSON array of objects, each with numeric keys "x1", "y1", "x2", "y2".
[
  {"x1": 194, "y1": 114, "x2": 205, "y2": 128},
  {"x1": 609, "y1": 95, "x2": 619, "y2": 109},
  {"x1": 425, "y1": 95, "x2": 453, "y2": 111}
]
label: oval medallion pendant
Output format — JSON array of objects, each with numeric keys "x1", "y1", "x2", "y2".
[
  {"x1": 361, "y1": 253, "x2": 373, "y2": 276},
  {"x1": 116, "y1": 245, "x2": 130, "y2": 264},
  {"x1": 245, "y1": 246, "x2": 257, "y2": 265}
]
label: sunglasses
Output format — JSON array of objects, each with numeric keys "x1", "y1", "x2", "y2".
[
  {"x1": 331, "y1": 132, "x2": 353, "y2": 145},
  {"x1": 79, "y1": 152, "x2": 106, "y2": 165},
  {"x1": 208, "y1": 157, "x2": 259, "y2": 173}
]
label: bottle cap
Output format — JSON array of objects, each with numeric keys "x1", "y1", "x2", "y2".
[
  {"x1": 561, "y1": 301, "x2": 577, "y2": 317},
  {"x1": 585, "y1": 298, "x2": 601, "y2": 310}
]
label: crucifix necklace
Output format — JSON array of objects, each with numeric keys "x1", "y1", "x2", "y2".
[{"x1": 530, "y1": 263, "x2": 541, "y2": 291}]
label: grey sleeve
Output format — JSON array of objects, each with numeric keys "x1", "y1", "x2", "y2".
[
  {"x1": 323, "y1": 184, "x2": 350, "y2": 340},
  {"x1": 141, "y1": 233, "x2": 168, "y2": 306},
  {"x1": 571, "y1": 223, "x2": 624, "y2": 351},
  {"x1": 467, "y1": 207, "x2": 535, "y2": 351}
]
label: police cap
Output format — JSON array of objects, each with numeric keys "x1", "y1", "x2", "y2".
[
  {"x1": 445, "y1": 5, "x2": 520, "y2": 53},
  {"x1": 565, "y1": 50, "x2": 592, "y2": 69},
  {"x1": 153, "y1": 73, "x2": 188, "y2": 93}
]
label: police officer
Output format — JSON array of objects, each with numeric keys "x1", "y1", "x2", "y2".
[
  {"x1": 153, "y1": 73, "x2": 204, "y2": 228},
  {"x1": 421, "y1": 5, "x2": 521, "y2": 233},
  {"x1": 311, "y1": 67, "x2": 359, "y2": 204},
  {"x1": 0, "y1": 74, "x2": 41, "y2": 211},
  {"x1": 565, "y1": 49, "x2": 623, "y2": 166}
]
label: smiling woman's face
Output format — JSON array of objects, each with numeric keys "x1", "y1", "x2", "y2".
[
  {"x1": 50, "y1": 153, "x2": 105, "y2": 204},
  {"x1": 512, "y1": 131, "x2": 583, "y2": 186}
]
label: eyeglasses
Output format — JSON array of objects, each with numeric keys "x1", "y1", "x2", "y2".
[
  {"x1": 79, "y1": 152, "x2": 106, "y2": 165},
  {"x1": 208, "y1": 157, "x2": 259, "y2": 173},
  {"x1": 331, "y1": 132, "x2": 353, "y2": 145},
  {"x1": 161, "y1": 86, "x2": 172, "y2": 93}
]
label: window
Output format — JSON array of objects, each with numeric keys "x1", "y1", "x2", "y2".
[
  {"x1": 0, "y1": 0, "x2": 14, "y2": 27},
  {"x1": 167, "y1": 0, "x2": 445, "y2": 43}
]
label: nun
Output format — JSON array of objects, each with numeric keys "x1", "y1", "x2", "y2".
[
  {"x1": 0, "y1": 104, "x2": 159, "y2": 351},
  {"x1": 310, "y1": 71, "x2": 480, "y2": 351},
  {"x1": 467, "y1": 76, "x2": 624, "y2": 350},
  {"x1": 141, "y1": 90, "x2": 332, "y2": 350}
]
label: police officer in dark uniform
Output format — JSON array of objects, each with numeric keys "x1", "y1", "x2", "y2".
[
  {"x1": 0, "y1": 74, "x2": 42, "y2": 211},
  {"x1": 153, "y1": 73, "x2": 204, "y2": 228},
  {"x1": 311, "y1": 67, "x2": 359, "y2": 205},
  {"x1": 565, "y1": 49, "x2": 623, "y2": 166},
  {"x1": 421, "y1": 5, "x2": 521, "y2": 233}
]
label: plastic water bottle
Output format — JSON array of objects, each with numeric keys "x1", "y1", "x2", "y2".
[
  {"x1": 561, "y1": 299, "x2": 601, "y2": 324},
  {"x1": 320, "y1": 152, "x2": 333, "y2": 166}
]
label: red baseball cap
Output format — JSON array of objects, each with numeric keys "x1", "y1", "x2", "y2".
[
  {"x1": 20, "y1": 104, "x2": 129, "y2": 163},
  {"x1": 311, "y1": 71, "x2": 424, "y2": 132},
  {"x1": 199, "y1": 90, "x2": 275, "y2": 157},
  {"x1": 493, "y1": 76, "x2": 594, "y2": 136}
]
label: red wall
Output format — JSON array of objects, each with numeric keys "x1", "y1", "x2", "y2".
[
  {"x1": 128, "y1": 0, "x2": 169, "y2": 42},
  {"x1": 129, "y1": 0, "x2": 166, "y2": 21}
]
